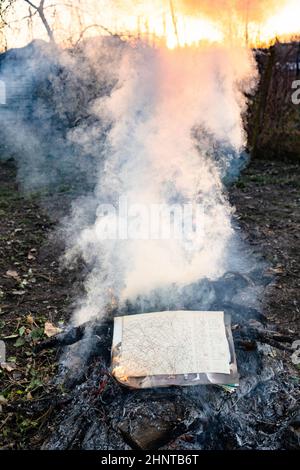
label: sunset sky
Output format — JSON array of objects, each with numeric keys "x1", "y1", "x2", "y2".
[{"x1": 1, "y1": 0, "x2": 300, "y2": 49}]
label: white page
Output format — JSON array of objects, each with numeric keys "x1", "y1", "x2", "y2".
[{"x1": 114, "y1": 311, "x2": 231, "y2": 377}]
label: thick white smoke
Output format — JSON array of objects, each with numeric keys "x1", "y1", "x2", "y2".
[{"x1": 64, "y1": 42, "x2": 257, "y2": 325}]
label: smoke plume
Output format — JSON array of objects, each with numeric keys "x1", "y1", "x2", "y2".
[
  {"x1": 63, "y1": 43, "x2": 257, "y2": 325},
  {"x1": 0, "y1": 35, "x2": 259, "y2": 327}
]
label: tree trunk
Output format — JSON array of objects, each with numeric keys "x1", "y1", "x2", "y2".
[
  {"x1": 38, "y1": 1, "x2": 55, "y2": 44},
  {"x1": 24, "y1": 0, "x2": 55, "y2": 44}
]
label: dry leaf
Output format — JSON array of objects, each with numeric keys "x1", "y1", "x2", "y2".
[
  {"x1": 1, "y1": 362, "x2": 17, "y2": 372},
  {"x1": 26, "y1": 315, "x2": 34, "y2": 325},
  {"x1": 0, "y1": 395, "x2": 8, "y2": 405},
  {"x1": 28, "y1": 248, "x2": 37, "y2": 260},
  {"x1": 44, "y1": 322, "x2": 62, "y2": 338},
  {"x1": 266, "y1": 265, "x2": 284, "y2": 275},
  {"x1": 5, "y1": 270, "x2": 21, "y2": 282},
  {"x1": 11, "y1": 290, "x2": 26, "y2": 296}
]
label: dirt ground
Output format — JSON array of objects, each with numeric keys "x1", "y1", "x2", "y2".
[
  {"x1": 230, "y1": 159, "x2": 300, "y2": 333},
  {"x1": 0, "y1": 156, "x2": 299, "y2": 449},
  {"x1": 0, "y1": 158, "x2": 76, "y2": 448}
]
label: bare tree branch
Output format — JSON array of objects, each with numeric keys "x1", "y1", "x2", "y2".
[
  {"x1": 73, "y1": 23, "x2": 116, "y2": 47},
  {"x1": 23, "y1": 0, "x2": 55, "y2": 43},
  {"x1": 169, "y1": 0, "x2": 179, "y2": 47},
  {"x1": 1, "y1": 0, "x2": 118, "y2": 49},
  {"x1": 0, "y1": 0, "x2": 16, "y2": 27},
  {"x1": 24, "y1": 0, "x2": 38, "y2": 8}
]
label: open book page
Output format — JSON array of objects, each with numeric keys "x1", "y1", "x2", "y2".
[{"x1": 115, "y1": 311, "x2": 231, "y2": 377}]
